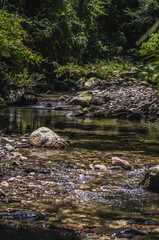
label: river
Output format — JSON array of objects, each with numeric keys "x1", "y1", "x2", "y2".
[{"x1": 0, "y1": 103, "x2": 159, "y2": 240}]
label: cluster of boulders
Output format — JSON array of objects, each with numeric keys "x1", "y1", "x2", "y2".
[
  {"x1": 1, "y1": 82, "x2": 38, "y2": 106},
  {"x1": 68, "y1": 68, "x2": 159, "y2": 121}
]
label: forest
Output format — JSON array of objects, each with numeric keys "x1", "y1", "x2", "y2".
[{"x1": 0, "y1": 0, "x2": 159, "y2": 100}]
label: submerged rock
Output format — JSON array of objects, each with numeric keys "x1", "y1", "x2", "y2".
[
  {"x1": 4, "y1": 143, "x2": 14, "y2": 151},
  {"x1": 21, "y1": 94, "x2": 38, "y2": 105},
  {"x1": 28, "y1": 127, "x2": 69, "y2": 148},
  {"x1": 2, "y1": 211, "x2": 46, "y2": 222},
  {"x1": 66, "y1": 110, "x2": 84, "y2": 118},
  {"x1": 46, "y1": 102, "x2": 53, "y2": 107},
  {"x1": 54, "y1": 105, "x2": 82, "y2": 111},
  {"x1": 0, "y1": 189, "x2": 5, "y2": 198},
  {"x1": 94, "y1": 164, "x2": 107, "y2": 171},
  {"x1": 111, "y1": 157, "x2": 133, "y2": 170},
  {"x1": 49, "y1": 223, "x2": 84, "y2": 232},
  {"x1": 141, "y1": 165, "x2": 159, "y2": 193}
]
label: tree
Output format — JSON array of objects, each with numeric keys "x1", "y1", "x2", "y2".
[{"x1": 0, "y1": 9, "x2": 44, "y2": 88}]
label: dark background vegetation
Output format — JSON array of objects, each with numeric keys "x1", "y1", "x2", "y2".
[{"x1": 0, "y1": 0, "x2": 159, "y2": 94}]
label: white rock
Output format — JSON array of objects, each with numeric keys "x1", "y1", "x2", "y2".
[
  {"x1": 1, "y1": 181, "x2": 9, "y2": 187},
  {"x1": 28, "y1": 127, "x2": 68, "y2": 148},
  {"x1": 4, "y1": 143, "x2": 14, "y2": 151}
]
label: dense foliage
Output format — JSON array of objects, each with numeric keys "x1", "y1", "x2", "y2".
[
  {"x1": 0, "y1": 0, "x2": 159, "y2": 91},
  {"x1": 0, "y1": 8, "x2": 44, "y2": 88}
]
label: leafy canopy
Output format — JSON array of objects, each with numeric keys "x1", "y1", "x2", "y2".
[{"x1": 0, "y1": 9, "x2": 44, "y2": 87}]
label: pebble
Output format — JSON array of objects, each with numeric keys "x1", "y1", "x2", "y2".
[
  {"x1": 21, "y1": 139, "x2": 28, "y2": 143},
  {"x1": 0, "y1": 188, "x2": 5, "y2": 197},
  {"x1": 4, "y1": 143, "x2": 14, "y2": 151},
  {"x1": 1, "y1": 181, "x2": 9, "y2": 187},
  {"x1": 112, "y1": 157, "x2": 133, "y2": 170},
  {"x1": 94, "y1": 164, "x2": 107, "y2": 171}
]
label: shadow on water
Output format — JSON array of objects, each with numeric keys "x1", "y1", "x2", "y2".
[
  {"x1": 0, "y1": 225, "x2": 80, "y2": 240},
  {"x1": 0, "y1": 107, "x2": 159, "y2": 156}
]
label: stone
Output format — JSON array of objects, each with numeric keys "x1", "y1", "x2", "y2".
[
  {"x1": 21, "y1": 94, "x2": 38, "y2": 105},
  {"x1": 140, "y1": 102, "x2": 151, "y2": 111},
  {"x1": 3, "y1": 83, "x2": 38, "y2": 106},
  {"x1": 28, "y1": 127, "x2": 68, "y2": 148},
  {"x1": 5, "y1": 83, "x2": 25, "y2": 105},
  {"x1": 59, "y1": 95, "x2": 71, "y2": 102},
  {"x1": 66, "y1": 110, "x2": 84, "y2": 118},
  {"x1": 92, "y1": 91, "x2": 111, "y2": 105},
  {"x1": 120, "y1": 68, "x2": 139, "y2": 78},
  {"x1": 120, "y1": 70, "x2": 138, "y2": 78},
  {"x1": 46, "y1": 102, "x2": 53, "y2": 107},
  {"x1": 4, "y1": 143, "x2": 14, "y2": 151},
  {"x1": 141, "y1": 165, "x2": 159, "y2": 192},
  {"x1": 84, "y1": 77, "x2": 100, "y2": 90},
  {"x1": 46, "y1": 90, "x2": 51, "y2": 94},
  {"x1": 94, "y1": 164, "x2": 107, "y2": 171},
  {"x1": 11, "y1": 152, "x2": 22, "y2": 159},
  {"x1": 127, "y1": 112, "x2": 141, "y2": 120},
  {"x1": 49, "y1": 223, "x2": 84, "y2": 232},
  {"x1": 0, "y1": 188, "x2": 5, "y2": 197},
  {"x1": 12, "y1": 161, "x2": 20, "y2": 166},
  {"x1": 111, "y1": 157, "x2": 133, "y2": 170},
  {"x1": 21, "y1": 139, "x2": 28, "y2": 143},
  {"x1": 8, "y1": 177, "x2": 22, "y2": 183},
  {"x1": 85, "y1": 71, "x2": 98, "y2": 79},
  {"x1": 54, "y1": 105, "x2": 82, "y2": 111},
  {"x1": 69, "y1": 91, "x2": 92, "y2": 107},
  {"x1": 1, "y1": 181, "x2": 9, "y2": 187},
  {"x1": 2, "y1": 211, "x2": 46, "y2": 222},
  {"x1": 112, "y1": 70, "x2": 120, "y2": 77}
]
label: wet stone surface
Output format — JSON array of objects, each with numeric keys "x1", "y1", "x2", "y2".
[{"x1": 0, "y1": 106, "x2": 159, "y2": 239}]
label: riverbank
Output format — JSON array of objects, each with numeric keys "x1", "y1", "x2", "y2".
[
  {"x1": 67, "y1": 68, "x2": 159, "y2": 122},
  {"x1": 1, "y1": 66, "x2": 159, "y2": 124}
]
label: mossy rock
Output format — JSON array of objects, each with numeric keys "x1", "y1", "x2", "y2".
[
  {"x1": 84, "y1": 77, "x2": 100, "y2": 90},
  {"x1": 69, "y1": 91, "x2": 92, "y2": 107},
  {"x1": 141, "y1": 166, "x2": 159, "y2": 193}
]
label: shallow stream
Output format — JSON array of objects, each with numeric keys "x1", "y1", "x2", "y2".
[{"x1": 0, "y1": 102, "x2": 159, "y2": 240}]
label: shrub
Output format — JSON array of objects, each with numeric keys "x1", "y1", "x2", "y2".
[{"x1": 0, "y1": 9, "x2": 44, "y2": 88}]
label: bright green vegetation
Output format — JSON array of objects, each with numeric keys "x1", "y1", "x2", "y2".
[
  {"x1": 0, "y1": 9, "x2": 45, "y2": 89},
  {"x1": 0, "y1": 0, "x2": 159, "y2": 92},
  {"x1": 55, "y1": 59, "x2": 135, "y2": 79}
]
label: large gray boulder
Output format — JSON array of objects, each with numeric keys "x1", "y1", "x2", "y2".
[
  {"x1": 5, "y1": 83, "x2": 25, "y2": 105},
  {"x1": 2, "y1": 83, "x2": 38, "y2": 106},
  {"x1": 141, "y1": 165, "x2": 159, "y2": 193},
  {"x1": 28, "y1": 127, "x2": 68, "y2": 148}
]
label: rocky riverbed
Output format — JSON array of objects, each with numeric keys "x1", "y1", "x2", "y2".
[
  {"x1": 2, "y1": 68, "x2": 159, "y2": 124},
  {"x1": 67, "y1": 69, "x2": 159, "y2": 122},
  {"x1": 0, "y1": 114, "x2": 159, "y2": 239}
]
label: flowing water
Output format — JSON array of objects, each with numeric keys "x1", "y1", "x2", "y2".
[{"x1": 0, "y1": 102, "x2": 159, "y2": 240}]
